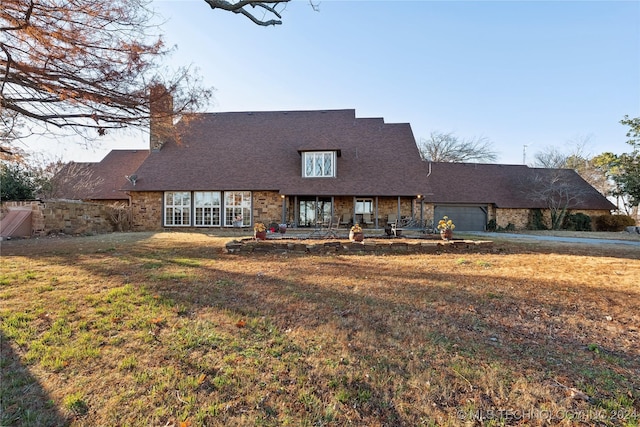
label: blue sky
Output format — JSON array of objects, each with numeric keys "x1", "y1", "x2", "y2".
[{"x1": 31, "y1": 0, "x2": 640, "y2": 165}]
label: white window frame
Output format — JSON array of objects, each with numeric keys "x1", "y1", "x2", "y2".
[
  {"x1": 303, "y1": 151, "x2": 336, "y2": 178},
  {"x1": 194, "y1": 191, "x2": 221, "y2": 226},
  {"x1": 224, "y1": 191, "x2": 252, "y2": 227},
  {"x1": 164, "y1": 191, "x2": 191, "y2": 226}
]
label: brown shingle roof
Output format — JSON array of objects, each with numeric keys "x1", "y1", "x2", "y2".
[
  {"x1": 425, "y1": 162, "x2": 616, "y2": 210},
  {"x1": 53, "y1": 150, "x2": 148, "y2": 200},
  {"x1": 127, "y1": 109, "x2": 430, "y2": 197}
]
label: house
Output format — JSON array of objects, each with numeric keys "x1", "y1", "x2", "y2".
[
  {"x1": 124, "y1": 109, "x2": 431, "y2": 231},
  {"x1": 423, "y1": 162, "x2": 616, "y2": 230},
  {"x1": 114, "y1": 103, "x2": 615, "y2": 232},
  {"x1": 49, "y1": 149, "x2": 148, "y2": 204},
  {"x1": 47, "y1": 101, "x2": 615, "y2": 233}
]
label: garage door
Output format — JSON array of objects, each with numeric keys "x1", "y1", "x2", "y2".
[{"x1": 434, "y1": 205, "x2": 487, "y2": 231}]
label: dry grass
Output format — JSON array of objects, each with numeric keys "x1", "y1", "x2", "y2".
[{"x1": 1, "y1": 231, "x2": 639, "y2": 426}]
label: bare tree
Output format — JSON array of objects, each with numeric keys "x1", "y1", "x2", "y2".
[
  {"x1": 533, "y1": 136, "x2": 613, "y2": 199},
  {"x1": 417, "y1": 132, "x2": 497, "y2": 163},
  {"x1": 533, "y1": 146, "x2": 568, "y2": 168},
  {"x1": 1, "y1": 0, "x2": 212, "y2": 146},
  {"x1": 522, "y1": 169, "x2": 591, "y2": 230},
  {"x1": 30, "y1": 158, "x2": 103, "y2": 200},
  {"x1": 533, "y1": 135, "x2": 592, "y2": 168}
]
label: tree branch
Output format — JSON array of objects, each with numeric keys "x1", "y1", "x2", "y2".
[{"x1": 203, "y1": 0, "x2": 290, "y2": 25}]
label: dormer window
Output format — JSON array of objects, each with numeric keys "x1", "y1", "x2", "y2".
[{"x1": 303, "y1": 151, "x2": 336, "y2": 178}]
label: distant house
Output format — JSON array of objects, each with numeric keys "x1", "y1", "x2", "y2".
[
  {"x1": 423, "y1": 162, "x2": 616, "y2": 230},
  {"x1": 51, "y1": 150, "x2": 148, "y2": 204},
  {"x1": 123, "y1": 109, "x2": 430, "y2": 231}
]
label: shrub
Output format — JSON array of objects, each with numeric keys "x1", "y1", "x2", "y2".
[
  {"x1": 594, "y1": 214, "x2": 636, "y2": 232},
  {"x1": 486, "y1": 219, "x2": 497, "y2": 231},
  {"x1": 563, "y1": 213, "x2": 592, "y2": 231},
  {"x1": 0, "y1": 163, "x2": 35, "y2": 200},
  {"x1": 527, "y1": 209, "x2": 547, "y2": 230},
  {"x1": 497, "y1": 223, "x2": 516, "y2": 232}
]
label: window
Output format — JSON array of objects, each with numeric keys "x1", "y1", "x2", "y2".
[
  {"x1": 355, "y1": 198, "x2": 373, "y2": 214},
  {"x1": 224, "y1": 191, "x2": 251, "y2": 226},
  {"x1": 303, "y1": 151, "x2": 335, "y2": 178},
  {"x1": 194, "y1": 191, "x2": 221, "y2": 226},
  {"x1": 164, "y1": 192, "x2": 191, "y2": 226}
]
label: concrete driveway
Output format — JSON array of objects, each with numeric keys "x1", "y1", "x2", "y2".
[{"x1": 465, "y1": 231, "x2": 640, "y2": 248}]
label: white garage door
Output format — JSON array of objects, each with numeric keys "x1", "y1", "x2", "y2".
[{"x1": 434, "y1": 205, "x2": 488, "y2": 231}]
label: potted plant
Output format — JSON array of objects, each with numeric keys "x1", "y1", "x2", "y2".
[
  {"x1": 349, "y1": 223, "x2": 364, "y2": 242},
  {"x1": 437, "y1": 215, "x2": 455, "y2": 240},
  {"x1": 254, "y1": 222, "x2": 267, "y2": 240}
]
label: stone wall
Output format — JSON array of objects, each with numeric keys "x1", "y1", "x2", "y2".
[
  {"x1": 2, "y1": 200, "x2": 120, "y2": 236},
  {"x1": 226, "y1": 237, "x2": 494, "y2": 255},
  {"x1": 253, "y1": 191, "x2": 285, "y2": 224},
  {"x1": 496, "y1": 208, "x2": 531, "y2": 229},
  {"x1": 130, "y1": 191, "x2": 164, "y2": 231}
]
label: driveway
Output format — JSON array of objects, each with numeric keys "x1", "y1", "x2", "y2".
[{"x1": 465, "y1": 231, "x2": 640, "y2": 248}]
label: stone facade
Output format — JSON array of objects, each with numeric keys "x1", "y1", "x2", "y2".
[
  {"x1": 495, "y1": 208, "x2": 531, "y2": 229},
  {"x1": 130, "y1": 191, "x2": 164, "y2": 231},
  {"x1": 128, "y1": 190, "x2": 425, "y2": 231},
  {"x1": 253, "y1": 191, "x2": 286, "y2": 224}
]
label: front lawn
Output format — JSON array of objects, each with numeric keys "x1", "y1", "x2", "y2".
[{"x1": 1, "y1": 232, "x2": 638, "y2": 426}]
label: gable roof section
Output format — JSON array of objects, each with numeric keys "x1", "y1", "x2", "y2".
[
  {"x1": 426, "y1": 162, "x2": 615, "y2": 210},
  {"x1": 53, "y1": 150, "x2": 148, "y2": 200},
  {"x1": 127, "y1": 109, "x2": 430, "y2": 197}
]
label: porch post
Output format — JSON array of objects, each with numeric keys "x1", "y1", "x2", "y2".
[
  {"x1": 352, "y1": 196, "x2": 357, "y2": 224},
  {"x1": 397, "y1": 196, "x2": 401, "y2": 219},
  {"x1": 375, "y1": 196, "x2": 379, "y2": 228},
  {"x1": 281, "y1": 195, "x2": 286, "y2": 224},
  {"x1": 331, "y1": 196, "x2": 335, "y2": 218},
  {"x1": 294, "y1": 196, "x2": 298, "y2": 227}
]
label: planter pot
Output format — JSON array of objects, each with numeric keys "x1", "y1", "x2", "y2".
[
  {"x1": 349, "y1": 231, "x2": 364, "y2": 242},
  {"x1": 279, "y1": 225, "x2": 287, "y2": 234},
  {"x1": 440, "y1": 229, "x2": 453, "y2": 240},
  {"x1": 255, "y1": 231, "x2": 267, "y2": 240}
]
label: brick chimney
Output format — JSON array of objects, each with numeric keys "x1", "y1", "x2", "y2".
[{"x1": 149, "y1": 84, "x2": 174, "y2": 152}]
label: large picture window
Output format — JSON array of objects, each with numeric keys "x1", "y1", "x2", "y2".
[
  {"x1": 303, "y1": 151, "x2": 336, "y2": 178},
  {"x1": 224, "y1": 191, "x2": 251, "y2": 227},
  {"x1": 194, "y1": 191, "x2": 221, "y2": 226},
  {"x1": 164, "y1": 192, "x2": 191, "y2": 226}
]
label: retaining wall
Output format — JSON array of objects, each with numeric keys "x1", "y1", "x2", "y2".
[
  {"x1": 225, "y1": 238, "x2": 494, "y2": 255},
  {"x1": 1, "y1": 200, "x2": 120, "y2": 236}
]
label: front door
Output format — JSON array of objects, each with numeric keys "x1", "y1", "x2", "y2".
[{"x1": 298, "y1": 197, "x2": 332, "y2": 227}]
